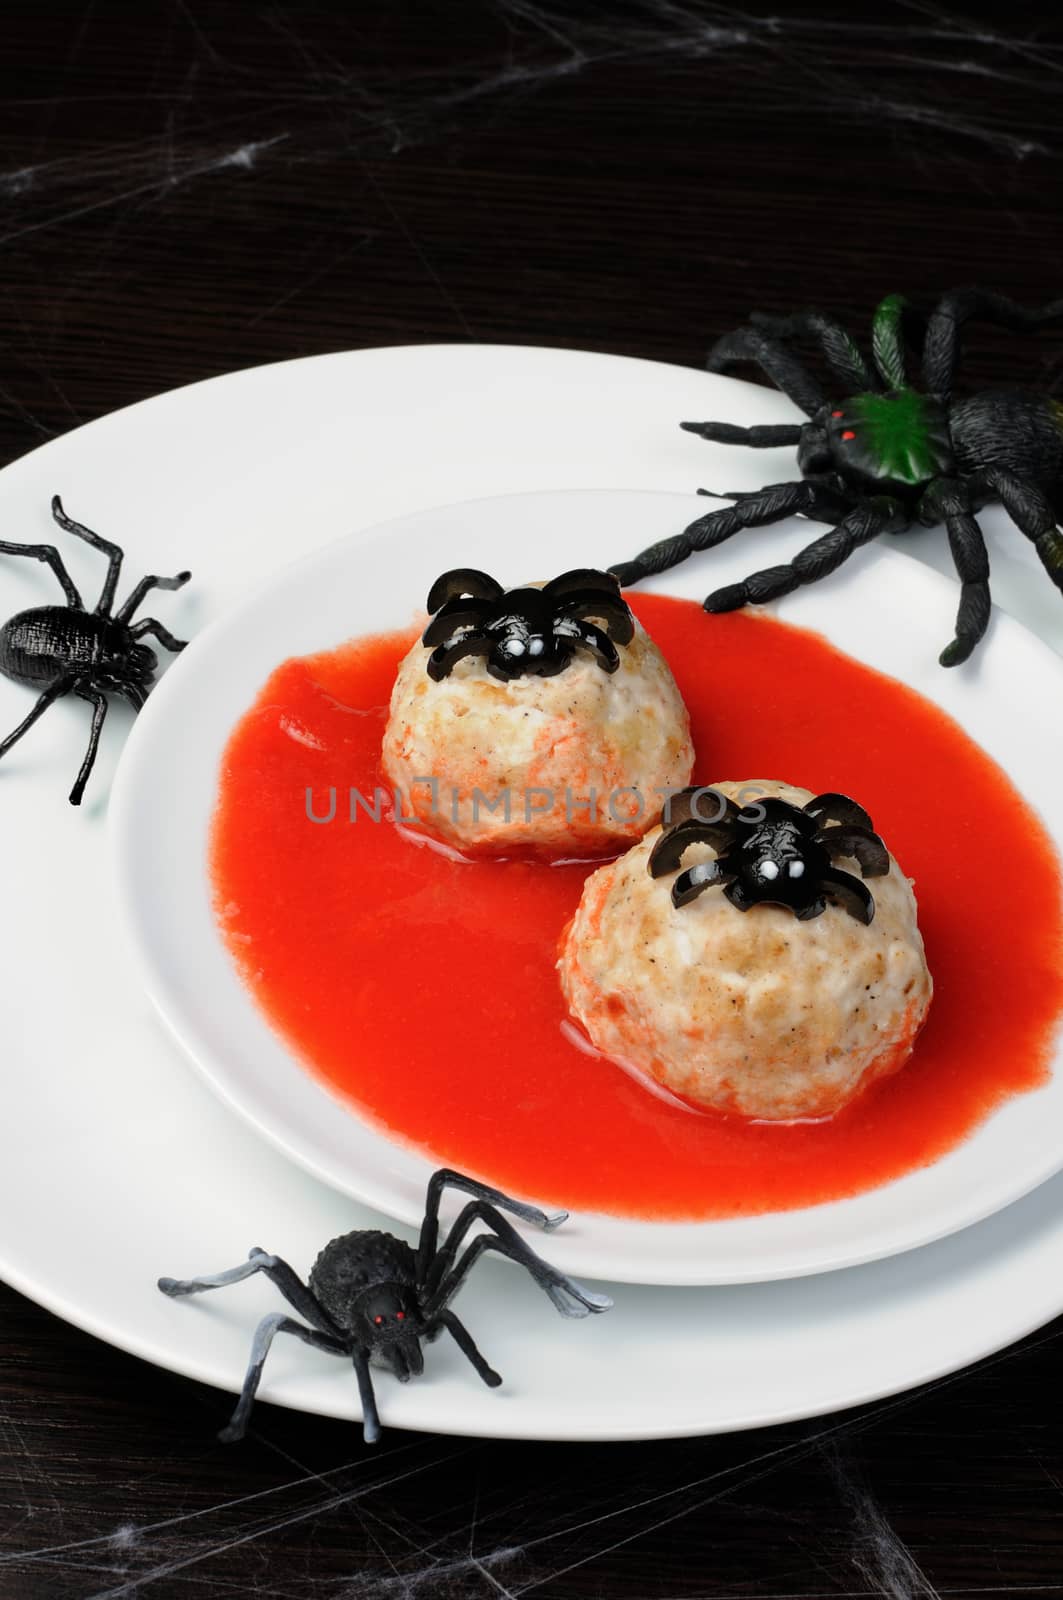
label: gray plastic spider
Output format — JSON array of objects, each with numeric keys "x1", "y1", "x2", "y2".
[{"x1": 159, "y1": 1169, "x2": 611, "y2": 1444}]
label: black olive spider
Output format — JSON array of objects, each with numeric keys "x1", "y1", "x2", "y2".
[
  {"x1": 649, "y1": 787, "x2": 889, "y2": 924},
  {"x1": 158, "y1": 1168, "x2": 612, "y2": 1444},
  {"x1": 0, "y1": 495, "x2": 191, "y2": 804},
  {"x1": 610, "y1": 288, "x2": 1063, "y2": 666},
  {"x1": 423, "y1": 567, "x2": 634, "y2": 681}
]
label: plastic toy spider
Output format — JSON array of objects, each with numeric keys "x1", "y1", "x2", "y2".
[
  {"x1": 158, "y1": 1168, "x2": 611, "y2": 1444},
  {"x1": 610, "y1": 288, "x2": 1063, "y2": 665},
  {"x1": 0, "y1": 496, "x2": 191, "y2": 804},
  {"x1": 423, "y1": 567, "x2": 635, "y2": 681},
  {"x1": 649, "y1": 787, "x2": 889, "y2": 923}
]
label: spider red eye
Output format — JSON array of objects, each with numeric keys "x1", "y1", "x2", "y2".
[
  {"x1": 396, "y1": 1311, "x2": 406, "y2": 1321},
  {"x1": 841, "y1": 430, "x2": 856, "y2": 441},
  {"x1": 374, "y1": 1315, "x2": 383, "y2": 1325},
  {"x1": 831, "y1": 410, "x2": 843, "y2": 418}
]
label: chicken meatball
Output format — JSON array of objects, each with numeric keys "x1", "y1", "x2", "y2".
[
  {"x1": 381, "y1": 612, "x2": 694, "y2": 858},
  {"x1": 558, "y1": 780, "x2": 932, "y2": 1121}
]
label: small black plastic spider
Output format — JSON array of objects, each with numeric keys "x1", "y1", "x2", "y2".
[
  {"x1": 0, "y1": 495, "x2": 191, "y2": 804},
  {"x1": 158, "y1": 1168, "x2": 612, "y2": 1444},
  {"x1": 423, "y1": 567, "x2": 635, "y2": 681},
  {"x1": 610, "y1": 288, "x2": 1063, "y2": 665},
  {"x1": 648, "y1": 788, "x2": 889, "y2": 924}
]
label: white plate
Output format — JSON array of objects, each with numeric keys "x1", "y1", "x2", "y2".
[
  {"x1": 3, "y1": 341, "x2": 1063, "y2": 1439},
  {"x1": 112, "y1": 484, "x2": 1063, "y2": 1288}
]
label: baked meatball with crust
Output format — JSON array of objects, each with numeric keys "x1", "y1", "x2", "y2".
[
  {"x1": 558, "y1": 780, "x2": 932, "y2": 1121},
  {"x1": 381, "y1": 606, "x2": 693, "y2": 858}
]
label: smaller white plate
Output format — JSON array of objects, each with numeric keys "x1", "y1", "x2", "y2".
[{"x1": 111, "y1": 488, "x2": 1063, "y2": 1288}]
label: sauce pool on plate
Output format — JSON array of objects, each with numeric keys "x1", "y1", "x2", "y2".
[{"x1": 210, "y1": 596, "x2": 1063, "y2": 1221}]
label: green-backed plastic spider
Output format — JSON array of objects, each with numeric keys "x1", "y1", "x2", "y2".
[{"x1": 610, "y1": 288, "x2": 1063, "y2": 665}]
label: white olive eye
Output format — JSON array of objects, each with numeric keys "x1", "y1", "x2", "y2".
[
  {"x1": 504, "y1": 638, "x2": 526, "y2": 656},
  {"x1": 788, "y1": 860, "x2": 805, "y2": 879},
  {"x1": 757, "y1": 859, "x2": 780, "y2": 881},
  {"x1": 528, "y1": 637, "x2": 545, "y2": 655}
]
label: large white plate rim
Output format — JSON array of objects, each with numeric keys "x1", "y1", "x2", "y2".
[{"x1": 3, "y1": 341, "x2": 1063, "y2": 1440}]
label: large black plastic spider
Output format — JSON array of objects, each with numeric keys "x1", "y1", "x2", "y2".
[
  {"x1": 158, "y1": 1168, "x2": 612, "y2": 1444},
  {"x1": 648, "y1": 788, "x2": 889, "y2": 924},
  {"x1": 423, "y1": 567, "x2": 634, "y2": 681},
  {"x1": 0, "y1": 495, "x2": 191, "y2": 804},
  {"x1": 610, "y1": 288, "x2": 1063, "y2": 665}
]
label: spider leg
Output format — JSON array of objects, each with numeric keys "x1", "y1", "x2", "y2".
[
  {"x1": 0, "y1": 676, "x2": 74, "y2": 765},
  {"x1": 217, "y1": 1313, "x2": 347, "y2": 1444},
  {"x1": 422, "y1": 601, "x2": 491, "y2": 646},
  {"x1": 817, "y1": 825, "x2": 890, "y2": 878},
  {"x1": 553, "y1": 617, "x2": 619, "y2": 672},
  {"x1": 159, "y1": 1247, "x2": 342, "y2": 1337},
  {"x1": 424, "y1": 1228, "x2": 611, "y2": 1324},
  {"x1": 552, "y1": 592, "x2": 635, "y2": 644},
  {"x1": 113, "y1": 682, "x2": 148, "y2": 714},
  {"x1": 747, "y1": 310, "x2": 879, "y2": 392},
  {"x1": 115, "y1": 569, "x2": 192, "y2": 627},
  {"x1": 421, "y1": 1200, "x2": 610, "y2": 1319},
  {"x1": 0, "y1": 540, "x2": 82, "y2": 608},
  {"x1": 415, "y1": 1168, "x2": 567, "y2": 1282},
  {"x1": 672, "y1": 858, "x2": 732, "y2": 908},
  {"x1": 609, "y1": 479, "x2": 830, "y2": 587},
  {"x1": 803, "y1": 793, "x2": 873, "y2": 830},
  {"x1": 696, "y1": 469, "x2": 847, "y2": 508},
  {"x1": 426, "y1": 569, "x2": 505, "y2": 612},
  {"x1": 50, "y1": 496, "x2": 124, "y2": 615},
  {"x1": 540, "y1": 569, "x2": 623, "y2": 600},
  {"x1": 129, "y1": 617, "x2": 188, "y2": 653},
  {"x1": 918, "y1": 480, "x2": 992, "y2": 667},
  {"x1": 69, "y1": 684, "x2": 108, "y2": 806},
  {"x1": 703, "y1": 496, "x2": 905, "y2": 614},
  {"x1": 982, "y1": 469, "x2": 1063, "y2": 598},
  {"x1": 713, "y1": 478, "x2": 843, "y2": 512},
  {"x1": 922, "y1": 288, "x2": 1063, "y2": 401},
  {"x1": 351, "y1": 1348, "x2": 383, "y2": 1445},
  {"x1": 649, "y1": 816, "x2": 736, "y2": 876},
  {"x1": 680, "y1": 421, "x2": 803, "y2": 448},
  {"x1": 429, "y1": 1309, "x2": 502, "y2": 1387},
  {"x1": 817, "y1": 866, "x2": 876, "y2": 925},
  {"x1": 869, "y1": 293, "x2": 923, "y2": 392},
  {"x1": 427, "y1": 631, "x2": 491, "y2": 680},
  {"x1": 707, "y1": 328, "x2": 826, "y2": 417}
]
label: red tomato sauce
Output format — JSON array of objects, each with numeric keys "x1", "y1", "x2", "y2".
[{"x1": 210, "y1": 596, "x2": 1063, "y2": 1220}]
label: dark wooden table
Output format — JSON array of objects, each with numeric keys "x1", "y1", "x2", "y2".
[{"x1": 4, "y1": 3, "x2": 1063, "y2": 1594}]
